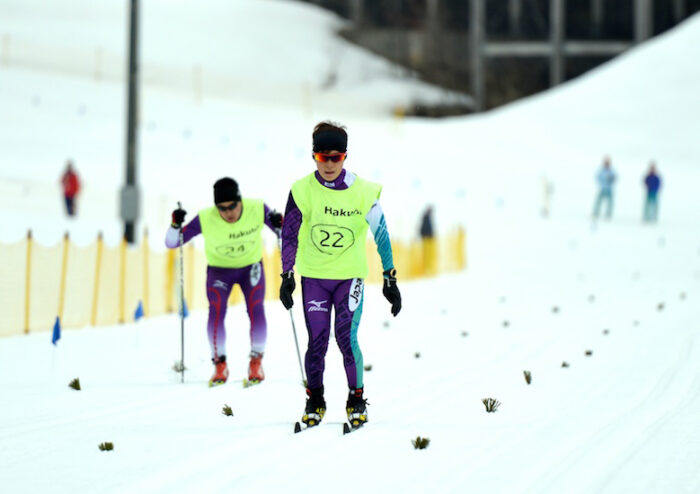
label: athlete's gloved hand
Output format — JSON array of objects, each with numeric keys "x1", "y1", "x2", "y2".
[
  {"x1": 280, "y1": 271, "x2": 295, "y2": 309},
  {"x1": 171, "y1": 208, "x2": 187, "y2": 229},
  {"x1": 268, "y1": 210, "x2": 283, "y2": 229},
  {"x1": 382, "y1": 268, "x2": 401, "y2": 317}
]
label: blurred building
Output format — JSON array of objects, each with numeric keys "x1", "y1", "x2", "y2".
[{"x1": 297, "y1": 0, "x2": 700, "y2": 113}]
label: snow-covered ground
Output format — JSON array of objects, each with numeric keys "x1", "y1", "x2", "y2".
[{"x1": 1, "y1": 1, "x2": 700, "y2": 492}]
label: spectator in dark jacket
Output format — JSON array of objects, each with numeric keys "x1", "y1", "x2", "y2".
[
  {"x1": 643, "y1": 162, "x2": 662, "y2": 223},
  {"x1": 419, "y1": 206, "x2": 434, "y2": 239},
  {"x1": 61, "y1": 160, "x2": 81, "y2": 217}
]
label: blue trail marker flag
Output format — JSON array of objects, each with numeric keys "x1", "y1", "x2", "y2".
[
  {"x1": 180, "y1": 298, "x2": 189, "y2": 318},
  {"x1": 134, "y1": 300, "x2": 144, "y2": 321},
  {"x1": 52, "y1": 316, "x2": 61, "y2": 345}
]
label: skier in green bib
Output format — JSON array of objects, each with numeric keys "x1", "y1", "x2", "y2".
[
  {"x1": 280, "y1": 121, "x2": 402, "y2": 431},
  {"x1": 166, "y1": 178, "x2": 282, "y2": 387}
]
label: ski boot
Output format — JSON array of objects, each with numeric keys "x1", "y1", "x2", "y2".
[
  {"x1": 248, "y1": 351, "x2": 265, "y2": 383},
  {"x1": 243, "y1": 351, "x2": 265, "y2": 387},
  {"x1": 208, "y1": 355, "x2": 229, "y2": 387},
  {"x1": 294, "y1": 386, "x2": 326, "y2": 432},
  {"x1": 345, "y1": 387, "x2": 368, "y2": 430}
]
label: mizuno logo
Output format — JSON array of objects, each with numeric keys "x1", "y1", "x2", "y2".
[
  {"x1": 307, "y1": 300, "x2": 329, "y2": 312},
  {"x1": 213, "y1": 280, "x2": 229, "y2": 290}
]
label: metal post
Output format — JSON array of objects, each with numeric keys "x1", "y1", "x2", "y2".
[
  {"x1": 425, "y1": 0, "x2": 440, "y2": 70},
  {"x1": 349, "y1": 0, "x2": 363, "y2": 25},
  {"x1": 673, "y1": 0, "x2": 685, "y2": 23},
  {"x1": 508, "y1": 0, "x2": 522, "y2": 36},
  {"x1": 591, "y1": 0, "x2": 603, "y2": 37},
  {"x1": 550, "y1": 0, "x2": 565, "y2": 87},
  {"x1": 123, "y1": 0, "x2": 140, "y2": 244},
  {"x1": 427, "y1": 0, "x2": 439, "y2": 31},
  {"x1": 634, "y1": 0, "x2": 653, "y2": 43},
  {"x1": 470, "y1": 0, "x2": 485, "y2": 112}
]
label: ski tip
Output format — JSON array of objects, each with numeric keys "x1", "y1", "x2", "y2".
[
  {"x1": 342, "y1": 423, "x2": 350, "y2": 435},
  {"x1": 242, "y1": 378, "x2": 248, "y2": 388},
  {"x1": 294, "y1": 422, "x2": 302, "y2": 434}
]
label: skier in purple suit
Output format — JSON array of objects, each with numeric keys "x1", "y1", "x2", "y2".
[
  {"x1": 166, "y1": 178, "x2": 282, "y2": 387},
  {"x1": 280, "y1": 121, "x2": 401, "y2": 431}
]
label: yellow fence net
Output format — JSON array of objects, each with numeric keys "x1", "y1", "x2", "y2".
[{"x1": 0, "y1": 228, "x2": 466, "y2": 337}]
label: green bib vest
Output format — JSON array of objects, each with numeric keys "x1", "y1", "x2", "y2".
[
  {"x1": 198, "y1": 198, "x2": 265, "y2": 268},
  {"x1": 291, "y1": 172, "x2": 382, "y2": 279}
]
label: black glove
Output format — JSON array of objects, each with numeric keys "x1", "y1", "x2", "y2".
[
  {"x1": 268, "y1": 210, "x2": 283, "y2": 229},
  {"x1": 382, "y1": 268, "x2": 401, "y2": 317},
  {"x1": 171, "y1": 208, "x2": 187, "y2": 228},
  {"x1": 280, "y1": 271, "x2": 295, "y2": 309}
]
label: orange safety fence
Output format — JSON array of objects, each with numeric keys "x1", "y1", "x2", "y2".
[{"x1": 0, "y1": 227, "x2": 465, "y2": 337}]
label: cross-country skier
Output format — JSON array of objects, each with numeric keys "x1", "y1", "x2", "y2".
[
  {"x1": 280, "y1": 121, "x2": 401, "y2": 431},
  {"x1": 166, "y1": 177, "x2": 283, "y2": 387}
]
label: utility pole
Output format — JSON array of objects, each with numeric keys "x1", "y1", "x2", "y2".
[{"x1": 122, "y1": 0, "x2": 140, "y2": 244}]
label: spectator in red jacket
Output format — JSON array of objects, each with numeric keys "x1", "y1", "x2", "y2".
[{"x1": 61, "y1": 160, "x2": 81, "y2": 217}]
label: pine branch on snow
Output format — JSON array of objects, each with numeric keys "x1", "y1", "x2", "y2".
[
  {"x1": 523, "y1": 370, "x2": 532, "y2": 385},
  {"x1": 222, "y1": 404, "x2": 234, "y2": 417},
  {"x1": 412, "y1": 436, "x2": 430, "y2": 449},
  {"x1": 98, "y1": 442, "x2": 114, "y2": 451},
  {"x1": 68, "y1": 378, "x2": 81, "y2": 390},
  {"x1": 482, "y1": 398, "x2": 501, "y2": 413}
]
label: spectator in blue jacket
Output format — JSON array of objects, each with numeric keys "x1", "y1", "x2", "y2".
[
  {"x1": 592, "y1": 156, "x2": 616, "y2": 219},
  {"x1": 643, "y1": 162, "x2": 662, "y2": 223}
]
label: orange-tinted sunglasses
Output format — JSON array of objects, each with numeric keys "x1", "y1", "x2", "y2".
[{"x1": 313, "y1": 152, "x2": 347, "y2": 163}]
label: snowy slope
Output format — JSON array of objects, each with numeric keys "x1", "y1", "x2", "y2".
[
  {"x1": 1, "y1": 2, "x2": 700, "y2": 493},
  {"x1": 1, "y1": 223, "x2": 698, "y2": 493}
]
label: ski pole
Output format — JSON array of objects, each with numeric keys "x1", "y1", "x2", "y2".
[
  {"x1": 277, "y1": 231, "x2": 306, "y2": 388},
  {"x1": 288, "y1": 305, "x2": 306, "y2": 388},
  {"x1": 177, "y1": 201, "x2": 185, "y2": 383}
]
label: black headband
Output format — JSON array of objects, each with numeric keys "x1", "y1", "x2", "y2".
[{"x1": 313, "y1": 130, "x2": 347, "y2": 153}]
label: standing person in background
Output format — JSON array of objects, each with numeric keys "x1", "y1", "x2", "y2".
[
  {"x1": 419, "y1": 205, "x2": 434, "y2": 239},
  {"x1": 643, "y1": 161, "x2": 662, "y2": 223},
  {"x1": 540, "y1": 175, "x2": 554, "y2": 218},
  {"x1": 61, "y1": 160, "x2": 81, "y2": 217},
  {"x1": 592, "y1": 156, "x2": 616, "y2": 220},
  {"x1": 280, "y1": 121, "x2": 401, "y2": 432},
  {"x1": 165, "y1": 177, "x2": 283, "y2": 387},
  {"x1": 419, "y1": 205, "x2": 437, "y2": 276}
]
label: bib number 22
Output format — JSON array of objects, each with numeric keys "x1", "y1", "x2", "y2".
[{"x1": 311, "y1": 225, "x2": 355, "y2": 255}]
